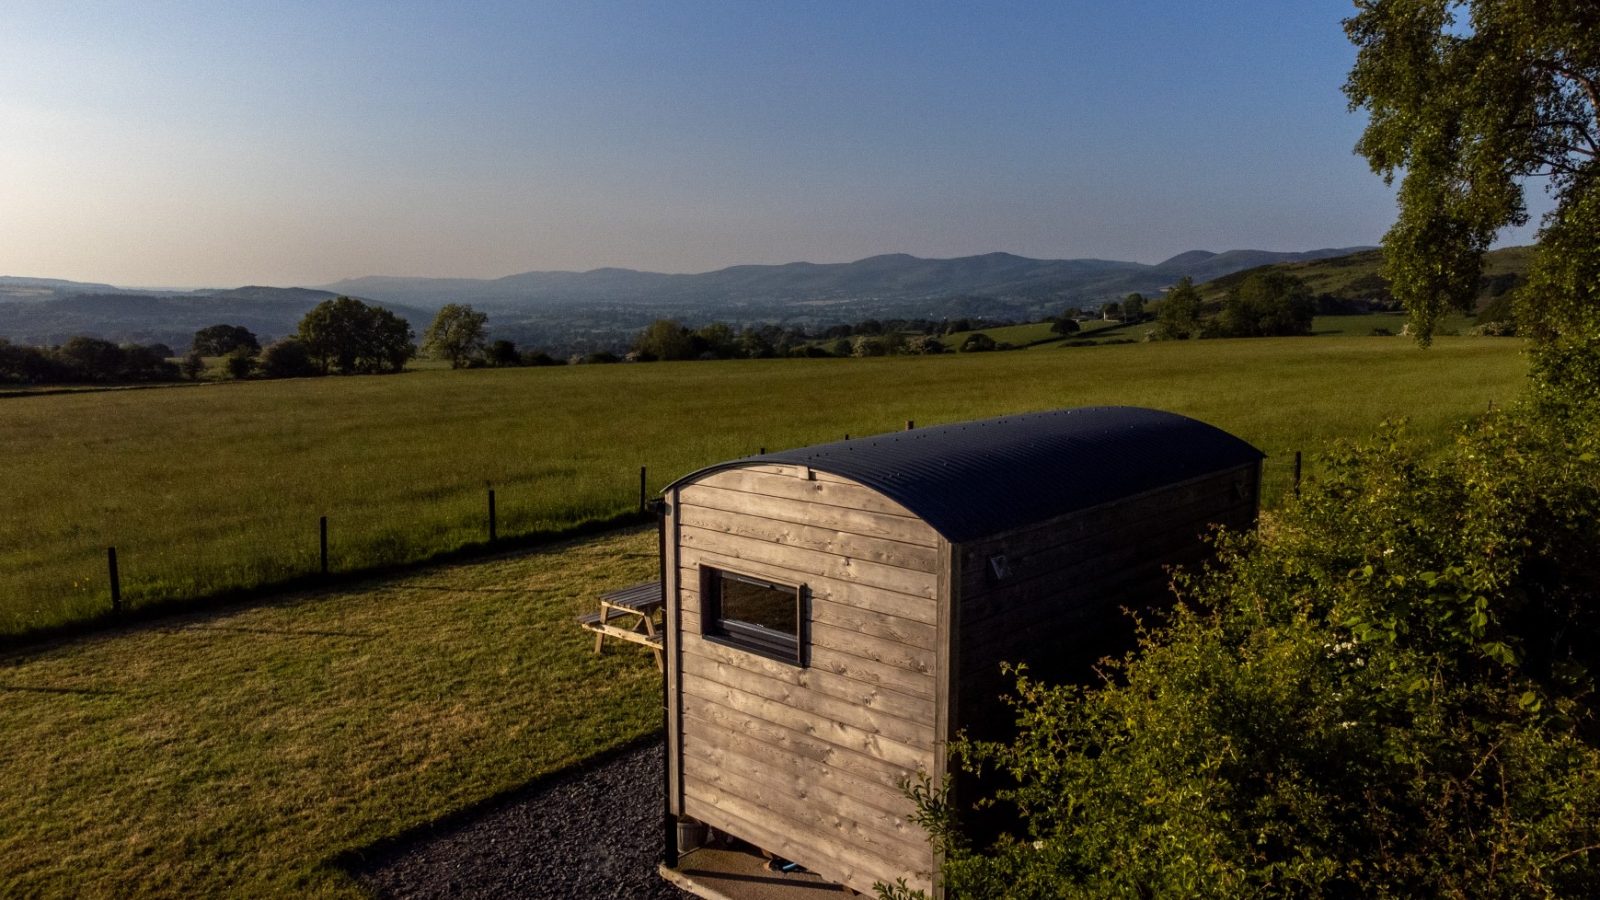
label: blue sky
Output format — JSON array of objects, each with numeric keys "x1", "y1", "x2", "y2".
[{"x1": 0, "y1": 1, "x2": 1544, "y2": 286}]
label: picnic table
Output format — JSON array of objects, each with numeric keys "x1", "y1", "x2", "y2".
[{"x1": 576, "y1": 581, "x2": 664, "y2": 671}]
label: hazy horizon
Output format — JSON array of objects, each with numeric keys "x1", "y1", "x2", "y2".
[
  {"x1": 8, "y1": 243, "x2": 1391, "y2": 293},
  {"x1": 3, "y1": 1, "x2": 1548, "y2": 287}
]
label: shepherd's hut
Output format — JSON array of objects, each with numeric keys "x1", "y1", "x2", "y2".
[{"x1": 657, "y1": 406, "x2": 1263, "y2": 896}]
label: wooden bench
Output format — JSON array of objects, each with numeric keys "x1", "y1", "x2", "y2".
[{"x1": 577, "y1": 581, "x2": 664, "y2": 671}]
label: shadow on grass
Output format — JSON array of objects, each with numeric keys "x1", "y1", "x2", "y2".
[
  {"x1": 0, "y1": 683, "x2": 121, "y2": 696},
  {"x1": 0, "y1": 511, "x2": 653, "y2": 658}
]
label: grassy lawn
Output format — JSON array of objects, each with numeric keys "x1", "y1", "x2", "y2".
[
  {"x1": 0, "y1": 528, "x2": 661, "y2": 896},
  {"x1": 0, "y1": 336, "x2": 1527, "y2": 635}
]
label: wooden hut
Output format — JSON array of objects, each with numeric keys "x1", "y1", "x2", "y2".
[{"x1": 658, "y1": 406, "x2": 1263, "y2": 896}]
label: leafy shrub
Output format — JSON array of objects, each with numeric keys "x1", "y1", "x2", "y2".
[
  {"x1": 180, "y1": 350, "x2": 206, "y2": 380},
  {"x1": 891, "y1": 405, "x2": 1600, "y2": 899},
  {"x1": 488, "y1": 339, "x2": 521, "y2": 366},
  {"x1": 192, "y1": 324, "x2": 259, "y2": 356},
  {"x1": 960, "y1": 333, "x2": 997, "y2": 353},
  {"x1": 257, "y1": 339, "x2": 317, "y2": 379},
  {"x1": 224, "y1": 348, "x2": 258, "y2": 380}
]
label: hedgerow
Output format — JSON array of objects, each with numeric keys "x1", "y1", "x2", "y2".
[{"x1": 889, "y1": 404, "x2": 1600, "y2": 898}]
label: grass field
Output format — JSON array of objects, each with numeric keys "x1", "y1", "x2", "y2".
[
  {"x1": 0, "y1": 529, "x2": 661, "y2": 896},
  {"x1": 939, "y1": 317, "x2": 1127, "y2": 348},
  {"x1": 0, "y1": 336, "x2": 1527, "y2": 636},
  {"x1": 1309, "y1": 312, "x2": 1478, "y2": 337}
]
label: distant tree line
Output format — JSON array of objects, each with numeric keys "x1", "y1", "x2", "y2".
[
  {"x1": 622, "y1": 315, "x2": 1084, "y2": 363},
  {"x1": 0, "y1": 337, "x2": 178, "y2": 385},
  {"x1": 180, "y1": 296, "x2": 420, "y2": 382}
]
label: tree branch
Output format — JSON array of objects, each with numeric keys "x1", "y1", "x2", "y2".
[{"x1": 1533, "y1": 59, "x2": 1600, "y2": 136}]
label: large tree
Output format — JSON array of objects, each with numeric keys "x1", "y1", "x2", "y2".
[
  {"x1": 1344, "y1": 0, "x2": 1600, "y2": 376},
  {"x1": 421, "y1": 303, "x2": 489, "y2": 369},
  {"x1": 631, "y1": 319, "x2": 695, "y2": 361},
  {"x1": 1152, "y1": 276, "x2": 1203, "y2": 340},
  {"x1": 296, "y1": 296, "x2": 415, "y2": 375},
  {"x1": 191, "y1": 324, "x2": 260, "y2": 356},
  {"x1": 1213, "y1": 271, "x2": 1316, "y2": 338}
]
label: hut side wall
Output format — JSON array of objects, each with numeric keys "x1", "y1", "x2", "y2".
[
  {"x1": 670, "y1": 464, "x2": 944, "y2": 896},
  {"x1": 954, "y1": 463, "x2": 1260, "y2": 739}
]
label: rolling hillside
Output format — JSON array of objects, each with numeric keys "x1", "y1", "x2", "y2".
[
  {"x1": 0, "y1": 285, "x2": 432, "y2": 348},
  {"x1": 1194, "y1": 245, "x2": 1534, "y2": 310}
]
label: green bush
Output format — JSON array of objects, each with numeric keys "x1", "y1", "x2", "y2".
[{"x1": 891, "y1": 405, "x2": 1600, "y2": 899}]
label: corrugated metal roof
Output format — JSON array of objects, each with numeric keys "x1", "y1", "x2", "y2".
[{"x1": 666, "y1": 406, "x2": 1263, "y2": 544}]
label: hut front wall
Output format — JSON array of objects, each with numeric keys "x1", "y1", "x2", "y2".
[
  {"x1": 955, "y1": 463, "x2": 1260, "y2": 737},
  {"x1": 670, "y1": 464, "x2": 942, "y2": 896}
]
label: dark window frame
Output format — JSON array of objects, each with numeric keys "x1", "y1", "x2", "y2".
[{"x1": 700, "y1": 566, "x2": 807, "y2": 666}]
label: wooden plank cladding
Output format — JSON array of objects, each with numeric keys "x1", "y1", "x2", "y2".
[
  {"x1": 684, "y1": 482, "x2": 939, "y2": 547},
  {"x1": 672, "y1": 468, "x2": 939, "y2": 893},
  {"x1": 678, "y1": 504, "x2": 939, "y2": 571},
  {"x1": 661, "y1": 409, "x2": 1264, "y2": 898},
  {"x1": 694, "y1": 467, "x2": 921, "y2": 519},
  {"x1": 679, "y1": 524, "x2": 938, "y2": 599}
]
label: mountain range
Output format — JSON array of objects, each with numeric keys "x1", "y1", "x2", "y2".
[
  {"x1": 321, "y1": 247, "x2": 1372, "y2": 310},
  {"x1": 0, "y1": 246, "x2": 1373, "y2": 350}
]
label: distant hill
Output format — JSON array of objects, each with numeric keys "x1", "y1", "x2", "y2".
[
  {"x1": 0, "y1": 284, "x2": 429, "y2": 349},
  {"x1": 323, "y1": 247, "x2": 1373, "y2": 312},
  {"x1": 0, "y1": 246, "x2": 1373, "y2": 351}
]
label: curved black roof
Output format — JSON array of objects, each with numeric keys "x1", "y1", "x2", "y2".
[{"x1": 667, "y1": 406, "x2": 1263, "y2": 543}]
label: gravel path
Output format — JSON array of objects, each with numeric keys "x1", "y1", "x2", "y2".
[{"x1": 352, "y1": 740, "x2": 693, "y2": 899}]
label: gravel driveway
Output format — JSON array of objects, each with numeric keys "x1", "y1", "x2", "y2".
[{"x1": 351, "y1": 739, "x2": 692, "y2": 899}]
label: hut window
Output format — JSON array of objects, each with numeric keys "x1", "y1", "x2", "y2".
[{"x1": 701, "y1": 567, "x2": 805, "y2": 665}]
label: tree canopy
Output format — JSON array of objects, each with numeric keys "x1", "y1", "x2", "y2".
[
  {"x1": 296, "y1": 296, "x2": 415, "y2": 375},
  {"x1": 1153, "y1": 276, "x2": 1203, "y2": 340},
  {"x1": 892, "y1": 409, "x2": 1600, "y2": 899},
  {"x1": 421, "y1": 303, "x2": 489, "y2": 369},
  {"x1": 1213, "y1": 271, "x2": 1316, "y2": 338},
  {"x1": 1344, "y1": 0, "x2": 1600, "y2": 351},
  {"x1": 191, "y1": 324, "x2": 260, "y2": 356}
]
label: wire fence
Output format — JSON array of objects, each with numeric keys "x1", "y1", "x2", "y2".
[
  {"x1": 28, "y1": 435, "x2": 1338, "y2": 646},
  {"x1": 1259, "y1": 451, "x2": 1322, "y2": 509}
]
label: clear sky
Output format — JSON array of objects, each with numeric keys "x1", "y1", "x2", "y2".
[{"x1": 0, "y1": 1, "x2": 1544, "y2": 287}]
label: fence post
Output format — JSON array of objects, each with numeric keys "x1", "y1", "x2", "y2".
[
  {"x1": 319, "y1": 516, "x2": 329, "y2": 575},
  {"x1": 488, "y1": 488, "x2": 497, "y2": 542},
  {"x1": 107, "y1": 547, "x2": 122, "y2": 616},
  {"x1": 1293, "y1": 451, "x2": 1303, "y2": 498},
  {"x1": 639, "y1": 466, "x2": 647, "y2": 514}
]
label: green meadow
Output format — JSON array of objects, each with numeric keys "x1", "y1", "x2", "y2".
[
  {"x1": 939, "y1": 317, "x2": 1128, "y2": 348},
  {"x1": 0, "y1": 529, "x2": 662, "y2": 896},
  {"x1": 0, "y1": 336, "x2": 1526, "y2": 636}
]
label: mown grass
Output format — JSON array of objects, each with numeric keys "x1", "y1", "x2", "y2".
[
  {"x1": 0, "y1": 528, "x2": 661, "y2": 896},
  {"x1": 0, "y1": 337, "x2": 1526, "y2": 635}
]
